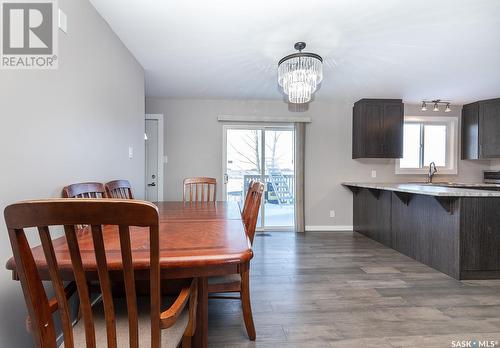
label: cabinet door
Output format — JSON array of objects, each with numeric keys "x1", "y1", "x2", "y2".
[
  {"x1": 461, "y1": 103, "x2": 479, "y2": 159},
  {"x1": 352, "y1": 104, "x2": 363, "y2": 158},
  {"x1": 479, "y1": 100, "x2": 500, "y2": 158},
  {"x1": 382, "y1": 103, "x2": 404, "y2": 157},
  {"x1": 363, "y1": 103, "x2": 384, "y2": 157}
]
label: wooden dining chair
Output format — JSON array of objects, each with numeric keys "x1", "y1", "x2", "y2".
[
  {"x1": 241, "y1": 180, "x2": 255, "y2": 234},
  {"x1": 62, "y1": 182, "x2": 107, "y2": 198},
  {"x1": 4, "y1": 199, "x2": 197, "y2": 348},
  {"x1": 105, "y1": 180, "x2": 134, "y2": 199},
  {"x1": 183, "y1": 177, "x2": 217, "y2": 203},
  {"x1": 208, "y1": 181, "x2": 264, "y2": 341}
]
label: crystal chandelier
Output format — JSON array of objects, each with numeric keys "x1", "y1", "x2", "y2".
[{"x1": 278, "y1": 42, "x2": 323, "y2": 104}]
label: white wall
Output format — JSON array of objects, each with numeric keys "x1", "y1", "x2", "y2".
[
  {"x1": 0, "y1": 0, "x2": 145, "y2": 346},
  {"x1": 145, "y1": 98, "x2": 492, "y2": 230}
]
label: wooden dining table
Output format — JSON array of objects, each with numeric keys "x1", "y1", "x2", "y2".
[{"x1": 5, "y1": 201, "x2": 253, "y2": 348}]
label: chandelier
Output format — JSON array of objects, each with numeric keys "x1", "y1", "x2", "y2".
[{"x1": 278, "y1": 42, "x2": 323, "y2": 104}]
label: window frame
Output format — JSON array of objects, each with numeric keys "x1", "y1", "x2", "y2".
[{"x1": 395, "y1": 116, "x2": 459, "y2": 175}]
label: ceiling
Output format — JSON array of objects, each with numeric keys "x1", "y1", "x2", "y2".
[{"x1": 90, "y1": 0, "x2": 500, "y2": 103}]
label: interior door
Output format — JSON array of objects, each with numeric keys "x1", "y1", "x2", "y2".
[{"x1": 145, "y1": 119, "x2": 159, "y2": 201}]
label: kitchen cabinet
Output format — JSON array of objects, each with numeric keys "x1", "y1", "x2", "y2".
[
  {"x1": 352, "y1": 188, "x2": 392, "y2": 247},
  {"x1": 352, "y1": 99, "x2": 404, "y2": 159},
  {"x1": 462, "y1": 98, "x2": 500, "y2": 159},
  {"x1": 345, "y1": 183, "x2": 500, "y2": 280}
]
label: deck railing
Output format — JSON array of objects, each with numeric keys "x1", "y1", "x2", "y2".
[{"x1": 243, "y1": 174, "x2": 295, "y2": 197}]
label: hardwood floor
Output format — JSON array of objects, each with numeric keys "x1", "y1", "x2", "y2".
[{"x1": 208, "y1": 232, "x2": 500, "y2": 347}]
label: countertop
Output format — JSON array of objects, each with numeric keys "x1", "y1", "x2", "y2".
[{"x1": 342, "y1": 182, "x2": 500, "y2": 197}]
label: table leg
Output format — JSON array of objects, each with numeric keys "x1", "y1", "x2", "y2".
[{"x1": 192, "y1": 277, "x2": 208, "y2": 348}]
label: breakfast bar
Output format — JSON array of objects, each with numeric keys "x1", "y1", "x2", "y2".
[{"x1": 343, "y1": 182, "x2": 500, "y2": 280}]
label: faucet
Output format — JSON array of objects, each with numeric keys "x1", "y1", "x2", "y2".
[{"x1": 428, "y1": 162, "x2": 437, "y2": 183}]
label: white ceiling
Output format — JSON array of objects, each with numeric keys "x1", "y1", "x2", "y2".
[{"x1": 90, "y1": 0, "x2": 500, "y2": 103}]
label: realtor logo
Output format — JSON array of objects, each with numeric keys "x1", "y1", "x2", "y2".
[{"x1": 1, "y1": 0, "x2": 58, "y2": 69}]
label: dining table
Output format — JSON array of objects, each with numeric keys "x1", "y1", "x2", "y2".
[{"x1": 5, "y1": 201, "x2": 253, "y2": 348}]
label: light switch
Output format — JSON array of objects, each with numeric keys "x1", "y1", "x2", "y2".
[
  {"x1": 371, "y1": 170, "x2": 377, "y2": 178},
  {"x1": 128, "y1": 146, "x2": 133, "y2": 159},
  {"x1": 58, "y1": 9, "x2": 67, "y2": 33},
  {"x1": 329, "y1": 210, "x2": 336, "y2": 218}
]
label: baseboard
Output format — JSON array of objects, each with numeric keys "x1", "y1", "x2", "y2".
[{"x1": 305, "y1": 225, "x2": 353, "y2": 232}]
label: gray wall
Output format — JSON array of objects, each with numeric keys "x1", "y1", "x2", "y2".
[
  {"x1": 0, "y1": 0, "x2": 145, "y2": 346},
  {"x1": 146, "y1": 98, "x2": 491, "y2": 229}
]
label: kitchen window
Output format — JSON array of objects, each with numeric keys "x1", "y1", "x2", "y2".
[{"x1": 396, "y1": 116, "x2": 458, "y2": 174}]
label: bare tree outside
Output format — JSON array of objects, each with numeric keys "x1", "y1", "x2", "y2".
[
  {"x1": 229, "y1": 130, "x2": 283, "y2": 171},
  {"x1": 266, "y1": 131, "x2": 283, "y2": 168},
  {"x1": 229, "y1": 130, "x2": 261, "y2": 172},
  {"x1": 226, "y1": 128, "x2": 295, "y2": 227}
]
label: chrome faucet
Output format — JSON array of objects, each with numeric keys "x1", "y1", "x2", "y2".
[{"x1": 428, "y1": 162, "x2": 437, "y2": 183}]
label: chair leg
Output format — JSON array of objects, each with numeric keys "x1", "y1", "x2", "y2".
[
  {"x1": 181, "y1": 335, "x2": 191, "y2": 348},
  {"x1": 240, "y1": 262, "x2": 256, "y2": 340}
]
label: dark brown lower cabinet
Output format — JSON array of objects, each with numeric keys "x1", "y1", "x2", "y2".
[
  {"x1": 353, "y1": 188, "x2": 392, "y2": 247},
  {"x1": 391, "y1": 193, "x2": 460, "y2": 279},
  {"x1": 350, "y1": 187, "x2": 500, "y2": 280}
]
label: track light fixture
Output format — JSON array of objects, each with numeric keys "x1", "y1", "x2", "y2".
[{"x1": 421, "y1": 99, "x2": 452, "y2": 112}]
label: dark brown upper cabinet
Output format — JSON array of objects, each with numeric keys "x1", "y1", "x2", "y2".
[
  {"x1": 352, "y1": 99, "x2": 404, "y2": 159},
  {"x1": 462, "y1": 98, "x2": 500, "y2": 159}
]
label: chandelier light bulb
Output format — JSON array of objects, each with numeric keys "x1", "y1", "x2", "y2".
[
  {"x1": 433, "y1": 103, "x2": 439, "y2": 112},
  {"x1": 421, "y1": 102, "x2": 427, "y2": 111},
  {"x1": 445, "y1": 103, "x2": 451, "y2": 112}
]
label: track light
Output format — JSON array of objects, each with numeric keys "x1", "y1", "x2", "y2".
[{"x1": 421, "y1": 100, "x2": 452, "y2": 113}]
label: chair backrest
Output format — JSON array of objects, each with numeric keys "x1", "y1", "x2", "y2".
[
  {"x1": 4, "y1": 199, "x2": 162, "y2": 348},
  {"x1": 62, "y1": 182, "x2": 107, "y2": 198},
  {"x1": 242, "y1": 181, "x2": 264, "y2": 244},
  {"x1": 241, "y1": 180, "x2": 255, "y2": 225},
  {"x1": 183, "y1": 177, "x2": 217, "y2": 202},
  {"x1": 105, "y1": 180, "x2": 134, "y2": 199}
]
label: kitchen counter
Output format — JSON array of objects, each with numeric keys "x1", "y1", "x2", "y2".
[
  {"x1": 344, "y1": 182, "x2": 500, "y2": 280},
  {"x1": 342, "y1": 182, "x2": 500, "y2": 197}
]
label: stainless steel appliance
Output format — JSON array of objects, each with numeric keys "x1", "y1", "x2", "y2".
[{"x1": 484, "y1": 170, "x2": 500, "y2": 184}]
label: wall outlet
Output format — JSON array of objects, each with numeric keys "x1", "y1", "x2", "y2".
[
  {"x1": 329, "y1": 210, "x2": 336, "y2": 218},
  {"x1": 371, "y1": 170, "x2": 377, "y2": 178},
  {"x1": 128, "y1": 146, "x2": 133, "y2": 159}
]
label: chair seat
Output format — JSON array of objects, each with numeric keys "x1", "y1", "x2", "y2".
[{"x1": 62, "y1": 296, "x2": 189, "y2": 348}]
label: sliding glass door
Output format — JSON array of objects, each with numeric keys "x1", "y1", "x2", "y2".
[{"x1": 223, "y1": 125, "x2": 295, "y2": 230}]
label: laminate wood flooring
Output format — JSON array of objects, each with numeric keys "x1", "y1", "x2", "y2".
[{"x1": 208, "y1": 232, "x2": 500, "y2": 347}]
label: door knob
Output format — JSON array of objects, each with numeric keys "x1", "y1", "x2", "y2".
[{"x1": 148, "y1": 182, "x2": 156, "y2": 187}]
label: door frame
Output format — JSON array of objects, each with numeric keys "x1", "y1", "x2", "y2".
[
  {"x1": 222, "y1": 123, "x2": 295, "y2": 231},
  {"x1": 145, "y1": 114, "x2": 164, "y2": 201}
]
